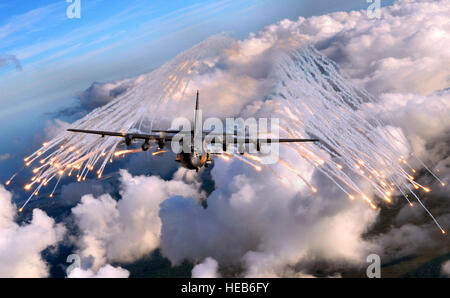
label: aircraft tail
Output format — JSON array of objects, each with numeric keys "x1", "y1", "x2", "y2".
[
  {"x1": 193, "y1": 90, "x2": 203, "y2": 154},
  {"x1": 194, "y1": 90, "x2": 200, "y2": 132}
]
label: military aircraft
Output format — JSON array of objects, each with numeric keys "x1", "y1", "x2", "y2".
[{"x1": 68, "y1": 91, "x2": 319, "y2": 171}]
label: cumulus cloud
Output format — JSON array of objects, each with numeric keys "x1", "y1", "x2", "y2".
[
  {"x1": 55, "y1": 76, "x2": 146, "y2": 120},
  {"x1": 44, "y1": 119, "x2": 70, "y2": 139},
  {"x1": 192, "y1": 258, "x2": 220, "y2": 278},
  {"x1": 271, "y1": 0, "x2": 450, "y2": 95},
  {"x1": 71, "y1": 169, "x2": 204, "y2": 270},
  {"x1": 375, "y1": 224, "x2": 438, "y2": 259},
  {"x1": 68, "y1": 264, "x2": 130, "y2": 278},
  {"x1": 365, "y1": 90, "x2": 450, "y2": 161},
  {"x1": 0, "y1": 185, "x2": 65, "y2": 277},
  {"x1": 77, "y1": 76, "x2": 145, "y2": 111}
]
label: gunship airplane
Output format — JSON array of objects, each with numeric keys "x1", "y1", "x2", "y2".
[{"x1": 68, "y1": 91, "x2": 319, "y2": 171}]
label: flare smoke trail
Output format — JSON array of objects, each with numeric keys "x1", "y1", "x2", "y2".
[{"x1": 10, "y1": 35, "x2": 446, "y2": 232}]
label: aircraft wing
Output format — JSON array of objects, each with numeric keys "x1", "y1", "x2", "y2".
[
  {"x1": 67, "y1": 129, "x2": 175, "y2": 141},
  {"x1": 150, "y1": 130, "x2": 320, "y2": 142},
  {"x1": 248, "y1": 138, "x2": 319, "y2": 143},
  {"x1": 208, "y1": 137, "x2": 320, "y2": 144},
  {"x1": 67, "y1": 129, "x2": 319, "y2": 144},
  {"x1": 149, "y1": 129, "x2": 186, "y2": 134},
  {"x1": 67, "y1": 128, "x2": 220, "y2": 140},
  {"x1": 150, "y1": 129, "x2": 219, "y2": 135}
]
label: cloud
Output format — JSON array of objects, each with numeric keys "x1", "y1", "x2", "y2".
[
  {"x1": 361, "y1": 89, "x2": 450, "y2": 201},
  {"x1": 0, "y1": 154, "x2": 10, "y2": 162},
  {"x1": 365, "y1": 90, "x2": 450, "y2": 160},
  {"x1": 0, "y1": 55, "x2": 22, "y2": 71},
  {"x1": 192, "y1": 258, "x2": 220, "y2": 278},
  {"x1": 77, "y1": 76, "x2": 145, "y2": 111},
  {"x1": 53, "y1": 76, "x2": 146, "y2": 120},
  {"x1": 0, "y1": 185, "x2": 66, "y2": 277},
  {"x1": 362, "y1": 88, "x2": 450, "y2": 261},
  {"x1": 244, "y1": 0, "x2": 450, "y2": 96},
  {"x1": 374, "y1": 224, "x2": 438, "y2": 260},
  {"x1": 58, "y1": 177, "x2": 117, "y2": 207},
  {"x1": 442, "y1": 261, "x2": 450, "y2": 277},
  {"x1": 0, "y1": 3, "x2": 61, "y2": 40},
  {"x1": 44, "y1": 119, "x2": 71, "y2": 139},
  {"x1": 68, "y1": 264, "x2": 130, "y2": 278},
  {"x1": 71, "y1": 169, "x2": 204, "y2": 270}
]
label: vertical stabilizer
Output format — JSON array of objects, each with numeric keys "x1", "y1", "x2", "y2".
[
  {"x1": 194, "y1": 90, "x2": 200, "y2": 132},
  {"x1": 193, "y1": 90, "x2": 202, "y2": 153}
]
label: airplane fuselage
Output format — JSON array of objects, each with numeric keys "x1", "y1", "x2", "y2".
[{"x1": 176, "y1": 152, "x2": 210, "y2": 171}]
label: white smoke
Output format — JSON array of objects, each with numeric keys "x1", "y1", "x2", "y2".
[{"x1": 0, "y1": 185, "x2": 65, "y2": 278}]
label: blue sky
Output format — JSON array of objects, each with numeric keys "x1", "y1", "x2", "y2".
[{"x1": 0, "y1": 0, "x2": 395, "y2": 180}]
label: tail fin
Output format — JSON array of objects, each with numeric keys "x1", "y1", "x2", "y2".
[
  {"x1": 193, "y1": 90, "x2": 202, "y2": 153},
  {"x1": 194, "y1": 90, "x2": 200, "y2": 132}
]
